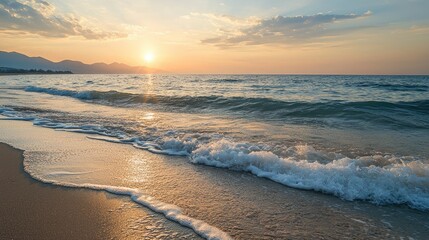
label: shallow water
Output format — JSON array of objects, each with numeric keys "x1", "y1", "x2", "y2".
[
  {"x1": 0, "y1": 74, "x2": 429, "y2": 238},
  {"x1": 1, "y1": 120, "x2": 428, "y2": 239}
]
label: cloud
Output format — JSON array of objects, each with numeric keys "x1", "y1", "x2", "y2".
[
  {"x1": 199, "y1": 11, "x2": 372, "y2": 47},
  {"x1": 0, "y1": 0, "x2": 126, "y2": 39},
  {"x1": 188, "y1": 12, "x2": 259, "y2": 28}
]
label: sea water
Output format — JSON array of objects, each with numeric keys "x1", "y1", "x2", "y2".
[{"x1": 0, "y1": 74, "x2": 428, "y2": 238}]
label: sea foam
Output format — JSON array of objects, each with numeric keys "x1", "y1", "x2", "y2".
[
  {"x1": 84, "y1": 134, "x2": 429, "y2": 210},
  {"x1": 191, "y1": 139, "x2": 429, "y2": 210}
]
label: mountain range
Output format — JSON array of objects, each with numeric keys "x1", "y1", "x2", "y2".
[{"x1": 0, "y1": 51, "x2": 162, "y2": 74}]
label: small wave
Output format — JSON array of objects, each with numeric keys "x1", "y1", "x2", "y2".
[
  {"x1": 206, "y1": 78, "x2": 246, "y2": 83},
  {"x1": 0, "y1": 107, "x2": 36, "y2": 121},
  {"x1": 88, "y1": 136, "x2": 190, "y2": 156},
  {"x1": 349, "y1": 82, "x2": 429, "y2": 92},
  {"x1": 191, "y1": 139, "x2": 429, "y2": 210},
  {"x1": 24, "y1": 86, "x2": 429, "y2": 129}
]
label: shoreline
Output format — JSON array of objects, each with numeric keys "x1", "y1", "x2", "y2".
[
  {"x1": 0, "y1": 73, "x2": 73, "y2": 76},
  {"x1": 0, "y1": 142, "x2": 123, "y2": 239},
  {"x1": 0, "y1": 142, "x2": 200, "y2": 239}
]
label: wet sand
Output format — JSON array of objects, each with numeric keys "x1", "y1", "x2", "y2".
[
  {"x1": 0, "y1": 142, "x2": 200, "y2": 240},
  {"x1": 0, "y1": 143, "x2": 116, "y2": 239}
]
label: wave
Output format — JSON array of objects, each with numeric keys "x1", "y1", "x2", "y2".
[
  {"x1": 1, "y1": 107, "x2": 429, "y2": 211},
  {"x1": 205, "y1": 78, "x2": 247, "y2": 83},
  {"x1": 349, "y1": 82, "x2": 429, "y2": 92},
  {"x1": 24, "y1": 86, "x2": 429, "y2": 129},
  {"x1": 191, "y1": 140, "x2": 429, "y2": 210}
]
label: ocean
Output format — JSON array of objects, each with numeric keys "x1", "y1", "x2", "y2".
[{"x1": 1, "y1": 74, "x2": 428, "y2": 239}]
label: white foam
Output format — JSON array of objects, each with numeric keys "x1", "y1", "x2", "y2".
[
  {"x1": 0, "y1": 116, "x2": 35, "y2": 121},
  {"x1": 89, "y1": 136, "x2": 190, "y2": 156},
  {"x1": 0, "y1": 107, "x2": 35, "y2": 121},
  {"x1": 191, "y1": 139, "x2": 429, "y2": 210}
]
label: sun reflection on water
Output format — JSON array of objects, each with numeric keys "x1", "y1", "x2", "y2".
[
  {"x1": 125, "y1": 155, "x2": 150, "y2": 184},
  {"x1": 142, "y1": 112, "x2": 155, "y2": 120}
]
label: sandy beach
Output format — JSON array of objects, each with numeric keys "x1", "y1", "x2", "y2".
[
  {"x1": 0, "y1": 142, "x2": 140, "y2": 239},
  {"x1": 0, "y1": 143, "x2": 117, "y2": 239},
  {"x1": 0, "y1": 142, "x2": 200, "y2": 239}
]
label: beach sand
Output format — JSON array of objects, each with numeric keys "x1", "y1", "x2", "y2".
[
  {"x1": 0, "y1": 143, "x2": 124, "y2": 239},
  {"x1": 0, "y1": 142, "x2": 199, "y2": 239}
]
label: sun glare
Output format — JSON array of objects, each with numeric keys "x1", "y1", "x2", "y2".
[{"x1": 144, "y1": 52, "x2": 154, "y2": 63}]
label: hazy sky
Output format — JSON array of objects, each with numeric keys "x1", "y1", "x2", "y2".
[{"x1": 1, "y1": 0, "x2": 429, "y2": 74}]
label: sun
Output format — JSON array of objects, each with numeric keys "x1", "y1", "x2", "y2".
[{"x1": 143, "y1": 52, "x2": 154, "y2": 63}]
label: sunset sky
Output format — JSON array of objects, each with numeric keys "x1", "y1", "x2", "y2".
[{"x1": 1, "y1": 0, "x2": 429, "y2": 74}]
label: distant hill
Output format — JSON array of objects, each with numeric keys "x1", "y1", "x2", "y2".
[
  {"x1": 0, "y1": 51, "x2": 162, "y2": 74},
  {"x1": 0, "y1": 67, "x2": 72, "y2": 75}
]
